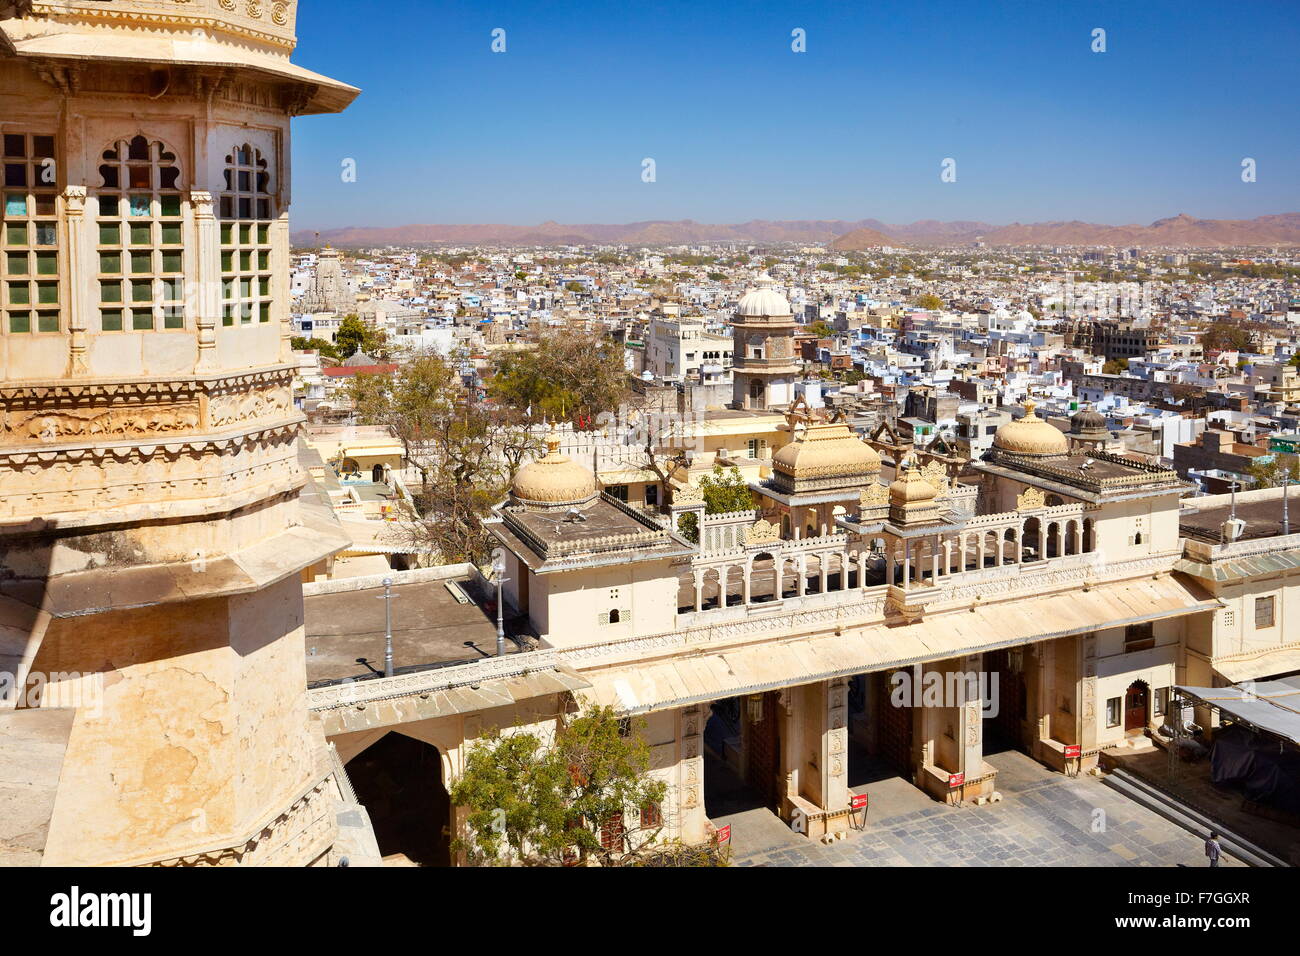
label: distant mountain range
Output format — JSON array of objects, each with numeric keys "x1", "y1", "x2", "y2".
[{"x1": 294, "y1": 212, "x2": 1300, "y2": 249}]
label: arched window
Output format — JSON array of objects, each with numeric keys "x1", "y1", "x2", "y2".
[
  {"x1": 608, "y1": 608, "x2": 620, "y2": 624},
  {"x1": 95, "y1": 135, "x2": 184, "y2": 332},
  {"x1": 219, "y1": 145, "x2": 274, "y2": 327}
]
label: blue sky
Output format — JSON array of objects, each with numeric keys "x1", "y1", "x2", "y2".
[{"x1": 288, "y1": 0, "x2": 1299, "y2": 230}]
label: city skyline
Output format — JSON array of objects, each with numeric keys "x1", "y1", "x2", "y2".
[{"x1": 289, "y1": 0, "x2": 1300, "y2": 232}]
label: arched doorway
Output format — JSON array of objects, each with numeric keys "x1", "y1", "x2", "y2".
[
  {"x1": 1124, "y1": 680, "x2": 1149, "y2": 735},
  {"x1": 346, "y1": 731, "x2": 451, "y2": 866},
  {"x1": 372, "y1": 463, "x2": 384, "y2": 482}
]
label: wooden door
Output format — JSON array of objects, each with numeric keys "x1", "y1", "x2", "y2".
[{"x1": 1124, "y1": 682, "x2": 1148, "y2": 734}]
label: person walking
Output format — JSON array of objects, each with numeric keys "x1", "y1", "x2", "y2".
[{"x1": 1205, "y1": 831, "x2": 1222, "y2": 868}]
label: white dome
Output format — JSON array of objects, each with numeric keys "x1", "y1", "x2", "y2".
[{"x1": 735, "y1": 272, "x2": 792, "y2": 317}]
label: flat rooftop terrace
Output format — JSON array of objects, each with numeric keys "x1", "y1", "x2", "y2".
[
  {"x1": 1180, "y1": 495, "x2": 1295, "y2": 543},
  {"x1": 303, "y1": 574, "x2": 520, "y2": 685}
]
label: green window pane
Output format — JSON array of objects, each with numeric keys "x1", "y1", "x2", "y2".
[
  {"x1": 99, "y1": 252, "x2": 121, "y2": 274},
  {"x1": 159, "y1": 195, "x2": 181, "y2": 217},
  {"x1": 8, "y1": 282, "x2": 29, "y2": 305},
  {"x1": 240, "y1": 224, "x2": 252, "y2": 244},
  {"x1": 160, "y1": 223, "x2": 181, "y2": 245},
  {"x1": 131, "y1": 280, "x2": 152, "y2": 302},
  {"x1": 96, "y1": 195, "x2": 118, "y2": 217},
  {"x1": 6, "y1": 223, "x2": 26, "y2": 246},
  {"x1": 239, "y1": 278, "x2": 251, "y2": 298},
  {"x1": 258, "y1": 275, "x2": 270, "y2": 296},
  {"x1": 35, "y1": 252, "x2": 56, "y2": 275},
  {"x1": 259, "y1": 301, "x2": 270, "y2": 323},
  {"x1": 220, "y1": 251, "x2": 233, "y2": 272},
  {"x1": 129, "y1": 224, "x2": 150, "y2": 245},
  {"x1": 98, "y1": 223, "x2": 119, "y2": 245},
  {"x1": 240, "y1": 251, "x2": 253, "y2": 271},
  {"x1": 220, "y1": 223, "x2": 233, "y2": 245},
  {"x1": 222, "y1": 305, "x2": 234, "y2": 327},
  {"x1": 36, "y1": 312, "x2": 58, "y2": 332},
  {"x1": 35, "y1": 282, "x2": 57, "y2": 304},
  {"x1": 257, "y1": 224, "x2": 270, "y2": 244},
  {"x1": 100, "y1": 280, "x2": 121, "y2": 303},
  {"x1": 162, "y1": 306, "x2": 183, "y2": 329},
  {"x1": 130, "y1": 253, "x2": 152, "y2": 275},
  {"x1": 132, "y1": 310, "x2": 153, "y2": 331},
  {"x1": 222, "y1": 279, "x2": 235, "y2": 301},
  {"x1": 5, "y1": 194, "x2": 28, "y2": 216},
  {"x1": 9, "y1": 312, "x2": 30, "y2": 333},
  {"x1": 6, "y1": 252, "x2": 27, "y2": 275},
  {"x1": 161, "y1": 251, "x2": 182, "y2": 273},
  {"x1": 161, "y1": 278, "x2": 182, "y2": 301},
  {"x1": 100, "y1": 309, "x2": 123, "y2": 331}
]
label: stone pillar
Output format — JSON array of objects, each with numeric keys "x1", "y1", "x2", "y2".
[
  {"x1": 62, "y1": 186, "x2": 89, "y2": 376},
  {"x1": 1029, "y1": 633, "x2": 1097, "y2": 774},
  {"x1": 780, "y1": 679, "x2": 852, "y2": 841},
  {"x1": 190, "y1": 189, "x2": 220, "y2": 372},
  {"x1": 693, "y1": 572, "x2": 703, "y2": 613},
  {"x1": 677, "y1": 705, "x2": 709, "y2": 844},
  {"x1": 274, "y1": 208, "x2": 293, "y2": 364},
  {"x1": 916, "y1": 656, "x2": 997, "y2": 805}
]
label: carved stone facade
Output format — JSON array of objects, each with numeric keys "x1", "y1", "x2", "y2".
[{"x1": 0, "y1": 0, "x2": 358, "y2": 867}]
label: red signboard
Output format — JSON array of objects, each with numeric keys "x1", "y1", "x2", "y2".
[
  {"x1": 715, "y1": 824, "x2": 731, "y2": 845},
  {"x1": 850, "y1": 793, "x2": 868, "y2": 810},
  {"x1": 948, "y1": 772, "x2": 965, "y2": 788},
  {"x1": 1063, "y1": 744, "x2": 1081, "y2": 758}
]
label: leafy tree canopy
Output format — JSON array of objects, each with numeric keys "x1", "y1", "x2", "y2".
[{"x1": 449, "y1": 705, "x2": 668, "y2": 867}]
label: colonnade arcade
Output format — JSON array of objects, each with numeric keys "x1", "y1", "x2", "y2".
[{"x1": 886, "y1": 508, "x2": 1096, "y2": 587}]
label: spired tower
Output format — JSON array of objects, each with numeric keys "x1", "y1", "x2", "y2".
[
  {"x1": 731, "y1": 272, "x2": 799, "y2": 410},
  {"x1": 0, "y1": 1, "x2": 359, "y2": 865}
]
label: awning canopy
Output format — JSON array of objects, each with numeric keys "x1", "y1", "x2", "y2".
[
  {"x1": 311, "y1": 664, "x2": 591, "y2": 737},
  {"x1": 581, "y1": 575, "x2": 1219, "y2": 714},
  {"x1": 1212, "y1": 645, "x2": 1300, "y2": 684},
  {"x1": 1176, "y1": 680, "x2": 1300, "y2": 745}
]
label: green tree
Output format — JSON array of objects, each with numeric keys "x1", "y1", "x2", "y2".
[
  {"x1": 697, "y1": 465, "x2": 755, "y2": 514},
  {"x1": 489, "y1": 328, "x2": 630, "y2": 422},
  {"x1": 334, "y1": 313, "x2": 386, "y2": 359},
  {"x1": 449, "y1": 705, "x2": 669, "y2": 867},
  {"x1": 1102, "y1": 358, "x2": 1129, "y2": 375},
  {"x1": 915, "y1": 293, "x2": 943, "y2": 311},
  {"x1": 290, "y1": 335, "x2": 339, "y2": 360},
  {"x1": 1245, "y1": 456, "x2": 1300, "y2": 489},
  {"x1": 806, "y1": 320, "x2": 833, "y2": 338}
]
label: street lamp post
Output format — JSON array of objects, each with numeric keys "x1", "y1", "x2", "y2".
[
  {"x1": 492, "y1": 550, "x2": 509, "y2": 657},
  {"x1": 382, "y1": 575, "x2": 394, "y2": 678}
]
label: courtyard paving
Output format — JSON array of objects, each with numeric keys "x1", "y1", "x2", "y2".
[{"x1": 721, "y1": 748, "x2": 1243, "y2": 867}]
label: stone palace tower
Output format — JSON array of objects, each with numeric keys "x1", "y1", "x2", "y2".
[
  {"x1": 0, "y1": 0, "x2": 358, "y2": 865},
  {"x1": 731, "y1": 272, "x2": 799, "y2": 411}
]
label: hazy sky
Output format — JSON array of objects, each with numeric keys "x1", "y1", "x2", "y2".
[{"x1": 288, "y1": 0, "x2": 1300, "y2": 230}]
